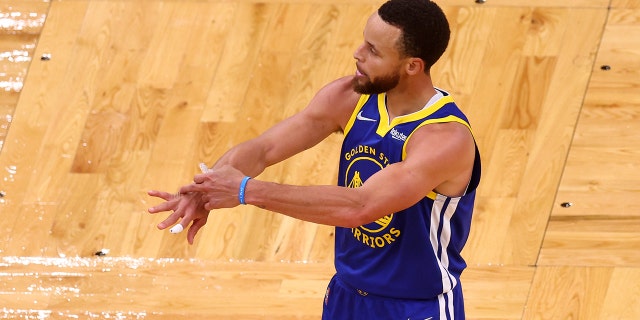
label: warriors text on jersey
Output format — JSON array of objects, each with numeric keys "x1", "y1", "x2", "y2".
[{"x1": 335, "y1": 88, "x2": 481, "y2": 299}]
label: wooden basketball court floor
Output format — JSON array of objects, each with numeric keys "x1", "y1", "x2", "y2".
[{"x1": 0, "y1": 0, "x2": 638, "y2": 318}]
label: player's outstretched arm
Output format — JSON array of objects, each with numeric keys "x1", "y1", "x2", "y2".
[
  {"x1": 147, "y1": 77, "x2": 359, "y2": 243},
  {"x1": 179, "y1": 121, "x2": 476, "y2": 228},
  {"x1": 207, "y1": 76, "x2": 357, "y2": 176}
]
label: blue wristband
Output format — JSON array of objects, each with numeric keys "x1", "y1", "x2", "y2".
[{"x1": 238, "y1": 176, "x2": 251, "y2": 205}]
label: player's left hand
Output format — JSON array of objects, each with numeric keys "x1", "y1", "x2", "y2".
[{"x1": 147, "y1": 190, "x2": 210, "y2": 244}]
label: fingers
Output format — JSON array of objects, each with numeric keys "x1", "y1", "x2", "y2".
[
  {"x1": 147, "y1": 165, "x2": 223, "y2": 244},
  {"x1": 187, "y1": 217, "x2": 208, "y2": 245},
  {"x1": 179, "y1": 183, "x2": 207, "y2": 194},
  {"x1": 147, "y1": 190, "x2": 180, "y2": 214},
  {"x1": 169, "y1": 224, "x2": 184, "y2": 234},
  {"x1": 148, "y1": 190, "x2": 176, "y2": 201},
  {"x1": 193, "y1": 172, "x2": 208, "y2": 184},
  {"x1": 157, "y1": 210, "x2": 182, "y2": 230},
  {"x1": 157, "y1": 197, "x2": 204, "y2": 239},
  {"x1": 148, "y1": 200, "x2": 177, "y2": 214},
  {"x1": 148, "y1": 204, "x2": 174, "y2": 214}
]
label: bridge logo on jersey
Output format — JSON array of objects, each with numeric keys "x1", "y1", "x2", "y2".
[{"x1": 343, "y1": 145, "x2": 402, "y2": 249}]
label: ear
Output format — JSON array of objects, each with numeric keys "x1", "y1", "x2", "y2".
[{"x1": 405, "y1": 58, "x2": 425, "y2": 75}]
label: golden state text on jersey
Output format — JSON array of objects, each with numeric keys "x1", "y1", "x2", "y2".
[{"x1": 343, "y1": 143, "x2": 401, "y2": 249}]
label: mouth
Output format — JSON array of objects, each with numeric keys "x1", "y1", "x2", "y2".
[{"x1": 355, "y1": 65, "x2": 367, "y2": 78}]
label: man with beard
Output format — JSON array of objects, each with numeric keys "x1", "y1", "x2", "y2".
[{"x1": 148, "y1": 0, "x2": 481, "y2": 318}]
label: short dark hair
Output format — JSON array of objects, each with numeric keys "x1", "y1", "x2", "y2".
[{"x1": 378, "y1": 0, "x2": 450, "y2": 72}]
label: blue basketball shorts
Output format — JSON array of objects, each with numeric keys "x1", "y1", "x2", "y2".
[{"x1": 322, "y1": 275, "x2": 465, "y2": 320}]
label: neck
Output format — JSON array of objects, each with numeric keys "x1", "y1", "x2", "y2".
[{"x1": 385, "y1": 76, "x2": 437, "y2": 119}]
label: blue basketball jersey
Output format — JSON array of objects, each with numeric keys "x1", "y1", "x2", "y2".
[{"x1": 335, "y1": 89, "x2": 481, "y2": 299}]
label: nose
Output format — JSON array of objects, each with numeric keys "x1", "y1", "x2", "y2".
[{"x1": 353, "y1": 43, "x2": 365, "y2": 61}]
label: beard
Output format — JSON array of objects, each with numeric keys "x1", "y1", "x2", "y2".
[{"x1": 352, "y1": 70, "x2": 400, "y2": 94}]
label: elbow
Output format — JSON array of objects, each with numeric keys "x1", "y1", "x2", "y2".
[
  {"x1": 339, "y1": 207, "x2": 377, "y2": 229},
  {"x1": 337, "y1": 188, "x2": 379, "y2": 228},
  {"x1": 341, "y1": 218, "x2": 363, "y2": 229}
]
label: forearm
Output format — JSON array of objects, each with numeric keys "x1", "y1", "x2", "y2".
[
  {"x1": 208, "y1": 81, "x2": 353, "y2": 177},
  {"x1": 243, "y1": 179, "x2": 369, "y2": 228}
]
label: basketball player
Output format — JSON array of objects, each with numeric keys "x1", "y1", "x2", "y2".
[{"x1": 148, "y1": 0, "x2": 481, "y2": 318}]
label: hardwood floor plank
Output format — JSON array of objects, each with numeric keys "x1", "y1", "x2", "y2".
[
  {"x1": 461, "y1": 266, "x2": 535, "y2": 319},
  {"x1": 523, "y1": 266, "x2": 614, "y2": 320},
  {"x1": 542, "y1": 7, "x2": 640, "y2": 269},
  {"x1": 0, "y1": 0, "x2": 638, "y2": 319},
  {"x1": 0, "y1": 0, "x2": 90, "y2": 255},
  {"x1": 202, "y1": 3, "x2": 276, "y2": 123}
]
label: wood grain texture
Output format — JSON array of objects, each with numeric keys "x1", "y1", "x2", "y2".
[
  {"x1": 0, "y1": 0, "x2": 48, "y2": 151},
  {"x1": 539, "y1": 7, "x2": 640, "y2": 269},
  {"x1": 0, "y1": 0, "x2": 638, "y2": 319}
]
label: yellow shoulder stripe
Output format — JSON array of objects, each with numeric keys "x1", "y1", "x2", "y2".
[
  {"x1": 401, "y1": 115, "x2": 473, "y2": 159},
  {"x1": 376, "y1": 95, "x2": 455, "y2": 136},
  {"x1": 344, "y1": 94, "x2": 370, "y2": 135}
]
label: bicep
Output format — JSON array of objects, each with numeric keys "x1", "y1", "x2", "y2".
[
  {"x1": 255, "y1": 111, "x2": 338, "y2": 166},
  {"x1": 356, "y1": 122, "x2": 475, "y2": 221},
  {"x1": 256, "y1": 77, "x2": 358, "y2": 166}
]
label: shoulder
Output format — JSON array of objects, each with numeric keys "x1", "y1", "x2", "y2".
[
  {"x1": 307, "y1": 76, "x2": 361, "y2": 130},
  {"x1": 405, "y1": 121, "x2": 476, "y2": 196},
  {"x1": 316, "y1": 76, "x2": 360, "y2": 105},
  {"x1": 408, "y1": 121, "x2": 474, "y2": 157}
]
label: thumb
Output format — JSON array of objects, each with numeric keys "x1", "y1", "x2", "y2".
[{"x1": 193, "y1": 172, "x2": 208, "y2": 184}]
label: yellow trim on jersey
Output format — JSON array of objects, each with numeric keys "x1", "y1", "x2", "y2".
[
  {"x1": 377, "y1": 94, "x2": 389, "y2": 132},
  {"x1": 345, "y1": 93, "x2": 470, "y2": 201},
  {"x1": 401, "y1": 115, "x2": 473, "y2": 159},
  {"x1": 376, "y1": 93, "x2": 455, "y2": 137},
  {"x1": 344, "y1": 94, "x2": 371, "y2": 135}
]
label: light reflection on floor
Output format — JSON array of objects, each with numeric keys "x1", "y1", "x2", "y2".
[
  {"x1": 0, "y1": 255, "x2": 306, "y2": 319},
  {"x1": 0, "y1": 3, "x2": 48, "y2": 151},
  {"x1": 0, "y1": 256, "x2": 203, "y2": 319}
]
